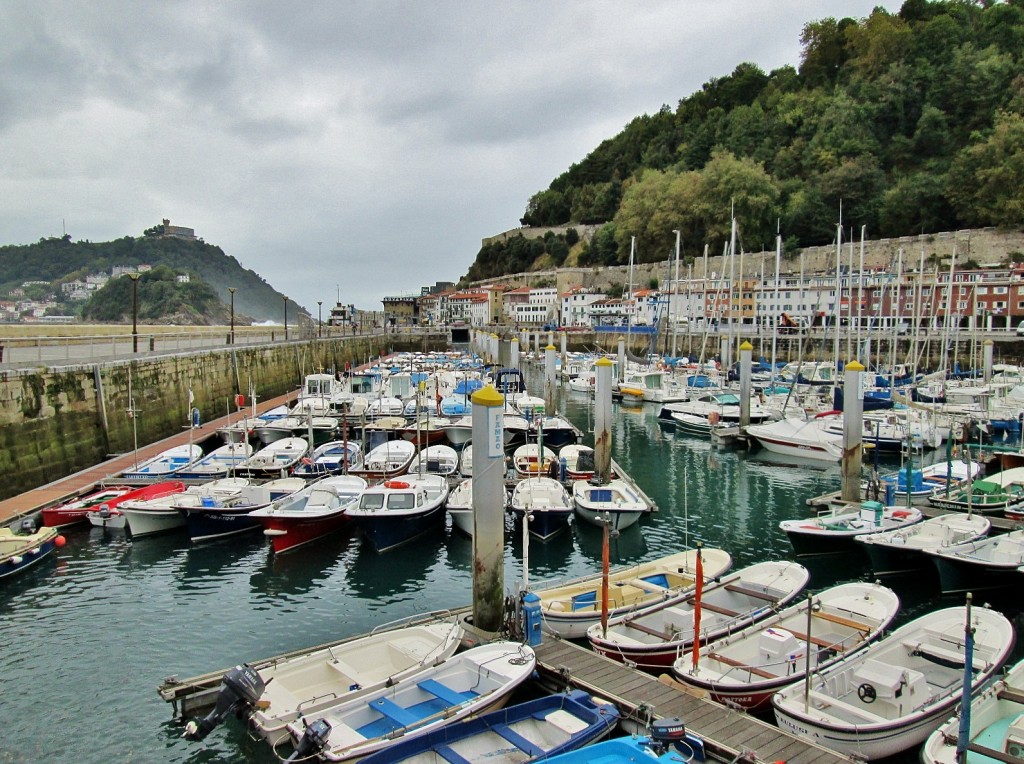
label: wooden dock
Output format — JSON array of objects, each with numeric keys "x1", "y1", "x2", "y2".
[{"x1": 532, "y1": 638, "x2": 855, "y2": 764}]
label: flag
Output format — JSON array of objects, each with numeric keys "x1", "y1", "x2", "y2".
[{"x1": 693, "y1": 545, "x2": 704, "y2": 669}]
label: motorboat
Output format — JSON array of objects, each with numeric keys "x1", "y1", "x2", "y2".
[
  {"x1": 291, "y1": 440, "x2": 363, "y2": 478},
  {"x1": 122, "y1": 479, "x2": 245, "y2": 538},
  {"x1": 364, "y1": 395, "x2": 405, "y2": 421},
  {"x1": 216, "y1": 404, "x2": 288, "y2": 444},
  {"x1": 399, "y1": 416, "x2": 451, "y2": 445},
  {"x1": 413, "y1": 444, "x2": 459, "y2": 477},
  {"x1": 458, "y1": 443, "x2": 474, "y2": 477},
  {"x1": 180, "y1": 478, "x2": 306, "y2": 542},
  {"x1": 0, "y1": 523, "x2": 63, "y2": 579},
  {"x1": 442, "y1": 415, "x2": 473, "y2": 447},
  {"x1": 511, "y1": 443, "x2": 557, "y2": 478},
  {"x1": 348, "y1": 440, "x2": 417, "y2": 481},
  {"x1": 772, "y1": 605, "x2": 1014, "y2": 761},
  {"x1": 534, "y1": 548, "x2": 733, "y2": 639},
  {"x1": 501, "y1": 413, "x2": 531, "y2": 448},
  {"x1": 249, "y1": 475, "x2": 367, "y2": 553},
  {"x1": 172, "y1": 443, "x2": 253, "y2": 480},
  {"x1": 530, "y1": 415, "x2": 580, "y2": 450},
  {"x1": 535, "y1": 725, "x2": 707, "y2": 763},
  {"x1": 445, "y1": 478, "x2": 476, "y2": 536},
  {"x1": 855, "y1": 512, "x2": 991, "y2": 576},
  {"x1": 779, "y1": 501, "x2": 922, "y2": 556},
  {"x1": 922, "y1": 656, "x2": 1024, "y2": 764},
  {"x1": 41, "y1": 485, "x2": 134, "y2": 528},
  {"x1": 571, "y1": 478, "x2": 652, "y2": 531},
  {"x1": 117, "y1": 443, "x2": 203, "y2": 480},
  {"x1": 928, "y1": 466, "x2": 1024, "y2": 515},
  {"x1": 559, "y1": 444, "x2": 595, "y2": 481},
  {"x1": 865, "y1": 459, "x2": 980, "y2": 504},
  {"x1": 509, "y1": 476, "x2": 573, "y2": 541},
  {"x1": 85, "y1": 480, "x2": 189, "y2": 531},
  {"x1": 358, "y1": 689, "x2": 620, "y2": 764},
  {"x1": 283, "y1": 641, "x2": 536, "y2": 762},
  {"x1": 346, "y1": 474, "x2": 450, "y2": 553},
  {"x1": 926, "y1": 528, "x2": 1024, "y2": 594},
  {"x1": 672, "y1": 581, "x2": 900, "y2": 710},
  {"x1": 662, "y1": 391, "x2": 776, "y2": 436},
  {"x1": 235, "y1": 437, "x2": 309, "y2": 477},
  {"x1": 587, "y1": 560, "x2": 810, "y2": 670},
  {"x1": 183, "y1": 615, "x2": 464, "y2": 747},
  {"x1": 746, "y1": 416, "x2": 843, "y2": 462}
]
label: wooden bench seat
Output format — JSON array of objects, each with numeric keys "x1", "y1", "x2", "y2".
[
  {"x1": 813, "y1": 610, "x2": 872, "y2": 632},
  {"x1": 693, "y1": 601, "x2": 740, "y2": 617},
  {"x1": 724, "y1": 583, "x2": 779, "y2": 602},
  {"x1": 707, "y1": 652, "x2": 777, "y2": 679},
  {"x1": 622, "y1": 619, "x2": 672, "y2": 640}
]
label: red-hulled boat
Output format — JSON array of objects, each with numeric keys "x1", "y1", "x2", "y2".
[
  {"x1": 42, "y1": 482, "x2": 185, "y2": 529},
  {"x1": 248, "y1": 475, "x2": 367, "y2": 553}
]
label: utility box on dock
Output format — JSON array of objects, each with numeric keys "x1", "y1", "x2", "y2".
[{"x1": 523, "y1": 592, "x2": 543, "y2": 647}]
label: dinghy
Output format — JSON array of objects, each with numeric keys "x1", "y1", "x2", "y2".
[
  {"x1": 283, "y1": 641, "x2": 536, "y2": 762},
  {"x1": 772, "y1": 605, "x2": 1014, "y2": 761},
  {"x1": 510, "y1": 477, "x2": 573, "y2": 541},
  {"x1": 587, "y1": 560, "x2": 809, "y2": 670},
  {"x1": 855, "y1": 512, "x2": 990, "y2": 576},
  {"x1": 779, "y1": 500, "x2": 922, "y2": 556},
  {"x1": 117, "y1": 443, "x2": 203, "y2": 480},
  {"x1": 571, "y1": 477, "x2": 652, "y2": 531},
  {"x1": 358, "y1": 689, "x2": 620, "y2": 764},
  {"x1": 535, "y1": 548, "x2": 732, "y2": 639},
  {"x1": 671, "y1": 581, "x2": 900, "y2": 710},
  {"x1": 0, "y1": 524, "x2": 63, "y2": 579},
  {"x1": 926, "y1": 528, "x2": 1024, "y2": 594}
]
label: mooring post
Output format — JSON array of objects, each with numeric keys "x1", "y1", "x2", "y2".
[
  {"x1": 470, "y1": 384, "x2": 507, "y2": 634},
  {"x1": 594, "y1": 357, "x2": 614, "y2": 484},
  {"x1": 544, "y1": 344, "x2": 557, "y2": 414},
  {"x1": 841, "y1": 360, "x2": 865, "y2": 503},
  {"x1": 739, "y1": 340, "x2": 752, "y2": 428}
]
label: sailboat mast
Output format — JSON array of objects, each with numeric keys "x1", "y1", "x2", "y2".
[
  {"x1": 672, "y1": 229, "x2": 681, "y2": 358},
  {"x1": 771, "y1": 233, "x2": 781, "y2": 389}
]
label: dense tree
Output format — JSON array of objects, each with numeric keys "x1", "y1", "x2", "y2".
[{"x1": 947, "y1": 110, "x2": 1024, "y2": 225}]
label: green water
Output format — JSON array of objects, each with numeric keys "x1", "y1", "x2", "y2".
[{"x1": 1, "y1": 379, "x2": 1019, "y2": 763}]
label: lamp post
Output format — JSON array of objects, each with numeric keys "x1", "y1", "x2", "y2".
[
  {"x1": 317, "y1": 301, "x2": 322, "y2": 338},
  {"x1": 129, "y1": 273, "x2": 140, "y2": 353},
  {"x1": 228, "y1": 287, "x2": 236, "y2": 345},
  {"x1": 283, "y1": 296, "x2": 288, "y2": 341}
]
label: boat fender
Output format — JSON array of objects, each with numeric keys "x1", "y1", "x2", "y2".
[
  {"x1": 384, "y1": 480, "x2": 410, "y2": 489},
  {"x1": 10, "y1": 555, "x2": 22, "y2": 565},
  {"x1": 814, "y1": 410, "x2": 843, "y2": 419}
]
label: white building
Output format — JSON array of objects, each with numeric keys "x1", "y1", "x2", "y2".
[{"x1": 560, "y1": 287, "x2": 606, "y2": 327}]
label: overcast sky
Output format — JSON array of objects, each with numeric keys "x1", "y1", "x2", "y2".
[{"x1": 1, "y1": 1, "x2": 901, "y2": 313}]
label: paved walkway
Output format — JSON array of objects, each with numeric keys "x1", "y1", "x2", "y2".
[{"x1": 0, "y1": 391, "x2": 297, "y2": 524}]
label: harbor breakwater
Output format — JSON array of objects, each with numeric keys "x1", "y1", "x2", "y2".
[{"x1": 0, "y1": 332, "x2": 447, "y2": 501}]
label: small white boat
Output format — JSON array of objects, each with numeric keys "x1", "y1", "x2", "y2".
[
  {"x1": 510, "y1": 476, "x2": 573, "y2": 540},
  {"x1": 446, "y1": 476, "x2": 506, "y2": 537},
  {"x1": 442, "y1": 415, "x2": 474, "y2": 447},
  {"x1": 772, "y1": 605, "x2": 1014, "y2": 761},
  {"x1": 413, "y1": 445, "x2": 459, "y2": 476},
  {"x1": 671, "y1": 581, "x2": 900, "y2": 710},
  {"x1": 572, "y1": 478, "x2": 652, "y2": 531},
  {"x1": 779, "y1": 500, "x2": 923, "y2": 556},
  {"x1": 349, "y1": 440, "x2": 416, "y2": 481},
  {"x1": 237, "y1": 616, "x2": 462, "y2": 746},
  {"x1": 587, "y1": 560, "x2": 810, "y2": 671},
  {"x1": 283, "y1": 641, "x2": 536, "y2": 762},
  {"x1": 122, "y1": 478, "x2": 246, "y2": 537},
  {"x1": 746, "y1": 416, "x2": 843, "y2": 462},
  {"x1": 173, "y1": 442, "x2": 253, "y2": 480},
  {"x1": 458, "y1": 442, "x2": 474, "y2": 477},
  {"x1": 922, "y1": 656, "x2": 1024, "y2": 764},
  {"x1": 559, "y1": 444, "x2": 595, "y2": 480},
  {"x1": 292, "y1": 440, "x2": 363, "y2": 478},
  {"x1": 118, "y1": 443, "x2": 203, "y2": 480},
  {"x1": 535, "y1": 548, "x2": 733, "y2": 639},
  {"x1": 855, "y1": 512, "x2": 991, "y2": 575},
  {"x1": 865, "y1": 459, "x2": 980, "y2": 502},
  {"x1": 512, "y1": 443, "x2": 557, "y2": 478},
  {"x1": 249, "y1": 475, "x2": 368, "y2": 554},
  {"x1": 927, "y1": 528, "x2": 1024, "y2": 594},
  {"x1": 236, "y1": 437, "x2": 309, "y2": 476}
]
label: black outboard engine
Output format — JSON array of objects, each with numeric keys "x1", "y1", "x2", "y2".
[
  {"x1": 286, "y1": 718, "x2": 332, "y2": 762},
  {"x1": 182, "y1": 664, "x2": 266, "y2": 742},
  {"x1": 20, "y1": 517, "x2": 37, "y2": 534},
  {"x1": 648, "y1": 717, "x2": 705, "y2": 761}
]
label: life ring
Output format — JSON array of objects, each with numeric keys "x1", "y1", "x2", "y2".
[
  {"x1": 814, "y1": 410, "x2": 843, "y2": 419},
  {"x1": 384, "y1": 480, "x2": 410, "y2": 489}
]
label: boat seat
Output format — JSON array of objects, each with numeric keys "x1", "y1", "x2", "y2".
[
  {"x1": 624, "y1": 578, "x2": 669, "y2": 593},
  {"x1": 433, "y1": 744, "x2": 474, "y2": 764},
  {"x1": 812, "y1": 610, "x2": 872, "y2": 632},
  {"x1": 724, "y1": 583, "x2": 779, "y2": 602},
  {"x1": 323, "y1": 721, "x2": 366, "y2": 749},
  {"x1": 902, "y1": 639, "x2": 988, "y2": 671},
  {"x1": 543, "y1": 709, "x2": 589, "y2": 735},
  {"x1": 491, "y1": 722, "x2": 546, "y2": 757},
  {"x1": 707, "y1": 652, "x2": 777, "y2": 679},
  {"x1": 417, "y1": 679, "x2": 474, "y2": 706},
  {"x1": 692, "y1": 601, "x2": 740, "y2": 617},
  {"x1": 369, "y1": 696, "x2": 420, "y2": 728},
  {"x1": 804, "y1": 689, "x2": 881, "y2": 723},
  {"x1": 326, "y1": 658, "x2": 362, "y2": 681}
]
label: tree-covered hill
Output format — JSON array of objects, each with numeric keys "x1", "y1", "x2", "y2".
[
  {"x1": 0, "y1": 230, "x2": 301, "y2": 322},
  {"x1": 465, "y1": 0, "x2": 1024, "y2": 281},
  {"x1": 81, "y1": 265, "x2": 227, "y2": 325}
]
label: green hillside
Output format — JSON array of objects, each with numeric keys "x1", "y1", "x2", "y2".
[
  {"x1": 466, "y1": 0, "x2": 1024, "y2": 280},
  {"x1": 0, "y1": 230, "x2": 301, "y2": 322}
]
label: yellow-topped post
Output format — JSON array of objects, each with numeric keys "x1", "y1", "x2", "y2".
[
  {"x1": 469, "y1": 384, "x2": 507, "y2": 634},
  {"x1": 739, "y1": 340, "x2": 753, "y2": 428},
  {"x1": 841, "y1": 359, "x2": 865, "y2": 503}
]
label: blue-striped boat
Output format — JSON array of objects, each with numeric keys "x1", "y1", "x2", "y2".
[
  {"x1": 358, "y1": 690, "x2": 619, "y2": 763},
  {"x1": 542, "y1": 720, "x2": 706, "y2": 762}
]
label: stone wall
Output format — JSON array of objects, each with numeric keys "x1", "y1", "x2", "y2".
[{"x1": 0, "y1": 333, "x2": 446, "y2": 501}]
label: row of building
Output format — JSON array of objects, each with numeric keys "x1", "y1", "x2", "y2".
[{"x1": 380, "y1": 263, "x2": 1024, "y2": 333}]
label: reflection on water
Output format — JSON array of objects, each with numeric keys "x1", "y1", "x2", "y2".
[{"x1": 1, "y1": 366, "x2": 1021, "y2": 763}]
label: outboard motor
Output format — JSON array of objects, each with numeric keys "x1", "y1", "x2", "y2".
[
  {"x1": 20, "y1": 517, "x2": 37, "y2": 534},
  {"x1": 286, "y1": 718, "x2": 332, "y2": 762},
  {"x1": 182, "y1": 664, "x2": 265, "y2": 741},
  {"x1": 648, "y1": 717, "x2": 705, "y2": 761}
]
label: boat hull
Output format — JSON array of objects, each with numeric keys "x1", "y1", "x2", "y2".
[
  {"x1": 0, "y1": 529, "x2": 59, "y2": 579},
  {"x1": 182, "y1": 507, "x2": 264, "y2": 542},
  {"x1": 124, "y1": 508, "x2": 186, "y2": 537},
  {"x1": 510, "y1": 507, "x2": 572, "y2": 540},
  {"x1": 354, "y1": 503, "x2": 446, "y2": 553},
  {"x1": 259, "y1": 513, "x2": 352, "y2": 554}
]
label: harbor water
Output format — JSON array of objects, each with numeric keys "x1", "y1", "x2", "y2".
[{"x1": 3, "y1": 375, "x2": 1022, "y2": 763}]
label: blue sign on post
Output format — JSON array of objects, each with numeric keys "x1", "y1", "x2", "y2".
[{"x1": 191, "y1": 407, "x2": 201, "y2": 428}]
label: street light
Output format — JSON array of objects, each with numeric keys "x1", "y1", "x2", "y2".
[
  {"x1": 283, "y1": 296, "x2": 288, "y2": 341},
  {"x1": 228, "y1": 287, "x2": 236, "y2": 345},
  {"x1": 128, "y1": 273, "x2": 140, "y2": 353},
  {"x1": 317, "y1": 301, "x2": 322, "y2": 338}
]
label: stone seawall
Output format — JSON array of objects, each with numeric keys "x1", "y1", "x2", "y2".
[{"x1": 0, "y1": 333, "x2": 446, "y2": 501}]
